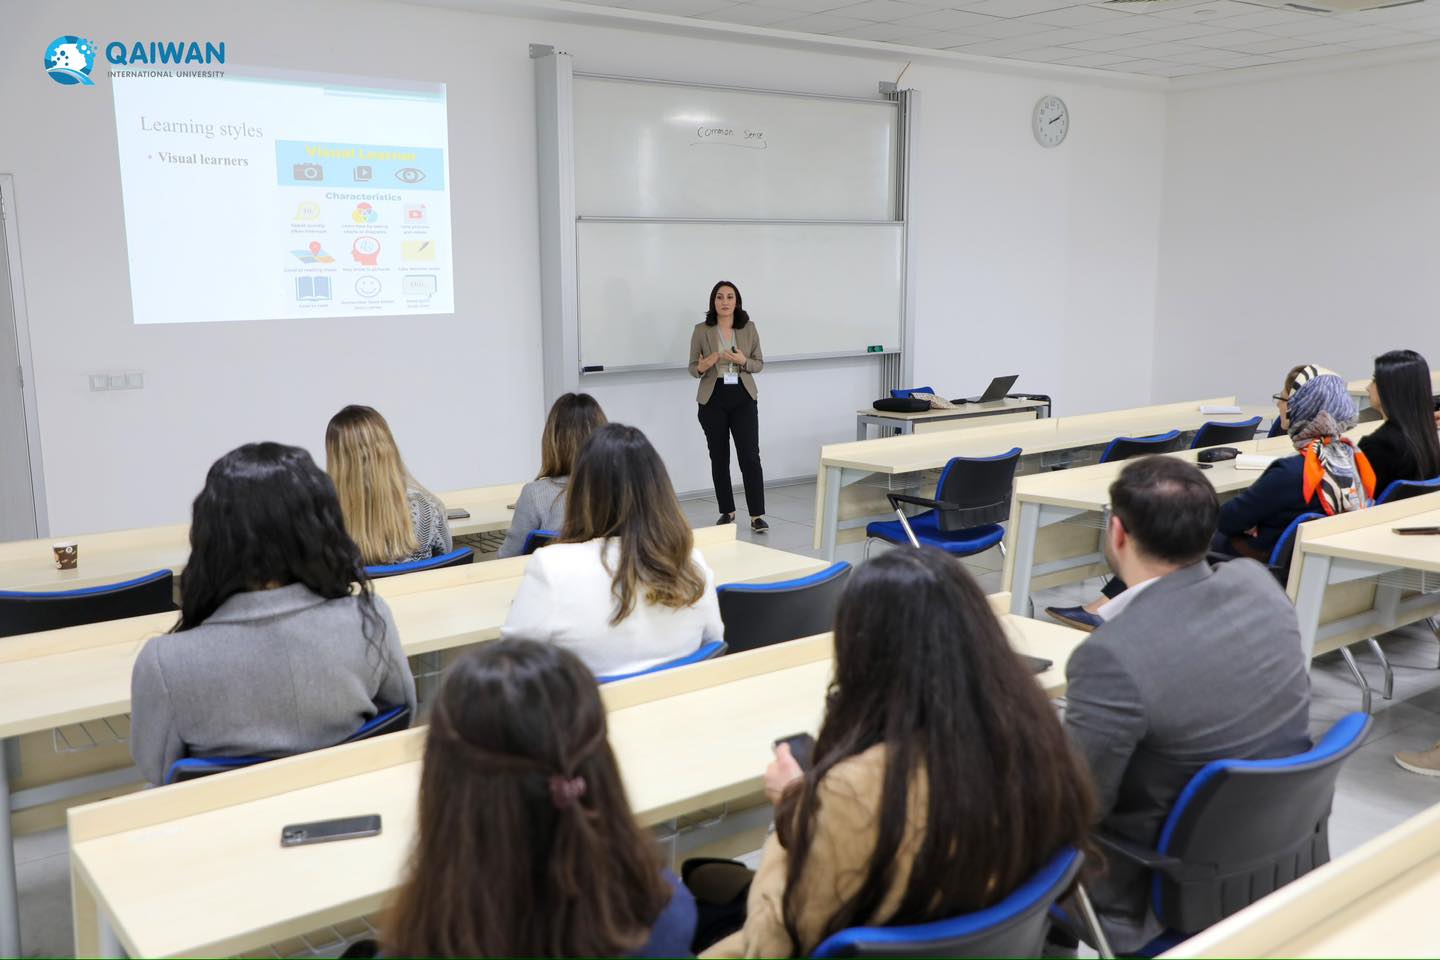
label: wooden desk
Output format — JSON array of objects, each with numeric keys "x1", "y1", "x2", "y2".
[
  {"x1": 0, "y1": 483, "x2": 524, "y2": 593},
  {"x1": 813, "y1": 397, "x2": 1264, "y2": 559},
  {"x1": 1288, "y1": 492, "x2": 1440, "y2": 660},
  {"x1": 0, "y1": 527, "x2": 821, "y2": 956},
  {"x1": 1160, "y1": 801, "x2": 1440, "y2": 958},
  {"x1": 67, "y1": 595, "x2": 1083, "y2": 958},
  {"x1": 855, "y1": 397, "x2": 1049, "y2": 440},
  {"x1": 1001, "y1": 423, "x2": 1381, "y2": 617}
]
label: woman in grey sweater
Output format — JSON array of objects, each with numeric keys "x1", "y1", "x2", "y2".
[
  {"x1": 129, "y1": 443, "x2": 416, "y2": 786},
  {"x1": 497, "y1": 393, "x2": 607, "y2": 558}
]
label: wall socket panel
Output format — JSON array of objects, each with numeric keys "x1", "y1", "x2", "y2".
[{"x1": 89, "y1": 371, "x2": 144, "y2": 391}]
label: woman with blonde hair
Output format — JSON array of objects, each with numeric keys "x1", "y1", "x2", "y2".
[
  {"x1": 501, "y1": 423, "x2": 723, "y2": 676},
  {"x1": 497, "y1": 393, "x2": 607, "y2": 558},
  {"x1": 326, "y1": 405, "x2": 451, "y2": 565}
]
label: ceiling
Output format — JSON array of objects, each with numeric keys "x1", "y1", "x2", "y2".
[{"x1": 554, "y1": 0, "x2": 1440, "y2": 77}]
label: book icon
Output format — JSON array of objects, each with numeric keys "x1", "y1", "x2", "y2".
[{"x1": 296, "y1": 276, "x2": 332, "y2": 301}]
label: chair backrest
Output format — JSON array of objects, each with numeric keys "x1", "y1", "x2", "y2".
[
  {"x1": 1376, "y1": 476, "x2": 1440, "y2": 504},
  {"x1": 1190, "y1": 416, "x2": 1262, "y2": 450},
  {"x1": 810, "y1": 848, "x2": 1082, "y2": 958},
  {"x1": 1265, "y1": 511, "x2": 1324, "y2": 581},
  {"x1": 1151, "y1": 712, "x2": 1371, "y2": 934},
  {"x1": 932, "y1": 448, "x2": 1022, "y2": 532},
  {"x1": 363, "y1": 546, "x2": 474, "y2": 579},
  {"x1": 890, "y1": 386, "x2": 935, "y2": 399},
  {"x1": 0, "y1": 570, "x2": 175, "y2": 639},
  {"x1": 1099, "y1": 430, "x2": 1184, "y2": 464},
  {"x1": 165, "y1": 705, "x2": 413, "y2": 784},
  {"x1": 717, "y1": 563, "x2": 852, "y2": 655},
  {"x1": 596, "y1": 639, "x2": 728, "y2": 684},
  {"x1": 522, "y1": 529, "x2": 559, "y2": 555},
  {"x1": 1267, "y1": 416, "x2": 1286, "y2": 439}
]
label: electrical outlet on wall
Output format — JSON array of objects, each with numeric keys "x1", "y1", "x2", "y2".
[
  {"x1": 124, "y1": 372, "x2": 144, "y2": 389},
  {"x1": 88, "y1": 374, "x2": 109, "y2": 391}
]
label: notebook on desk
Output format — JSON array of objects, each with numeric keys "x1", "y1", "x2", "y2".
[{"x1": 954, "y1": 374, "x2": 1018, "y2": 404}]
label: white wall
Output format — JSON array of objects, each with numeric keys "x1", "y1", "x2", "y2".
[
  {"x1": 1154, "y1": 57, "x2": 1440, "y2": 405},
  {"x1": 0, "y1": 0, "x2": 1167, "y2": 534}
]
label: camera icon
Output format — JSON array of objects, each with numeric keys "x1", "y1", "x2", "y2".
[{"x1": 293, "y1": 163, "x2": 324, "y2": 182}]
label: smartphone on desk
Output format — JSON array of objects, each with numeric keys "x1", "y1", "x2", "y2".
[
  {"x1": 1394, "y1": 526, "x2": 1440, "y2": 536},
  {"x1": 281, "y1": 815, "x2": 381, "y2": 847},
  {"x1": 445, "y1": 508, "x2": 471, "y2": 521},
  {"x1": 774, "y1": 733, "x2": 816, "y2": 772}
]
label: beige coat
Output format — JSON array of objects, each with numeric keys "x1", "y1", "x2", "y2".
[
  {"x1": 689, "y1": 321, "x2": 764, "y2": 404},
  {"x1": 704, "y1": 745, "x2": 930, "y2": 958}
]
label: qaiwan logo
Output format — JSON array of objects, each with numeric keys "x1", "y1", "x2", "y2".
[{"x1": 44, "y1": 36, "x2": 97, "y2": 86}]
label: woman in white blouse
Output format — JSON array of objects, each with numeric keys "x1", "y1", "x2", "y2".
[{"x1": 502, "y1": 423, "x2": 723, "y2": 676}]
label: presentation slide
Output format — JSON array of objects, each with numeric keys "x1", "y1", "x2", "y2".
[{"x1": 111, "y1": 69, "x2": 454, "y2": 325}]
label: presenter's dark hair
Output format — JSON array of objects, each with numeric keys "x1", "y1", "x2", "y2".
[
  {"x1": 773, "y1": 548, "x2": 1095, "y2": 953},
  {"x1": 174, "y1": 443, "x2": 388, "y2": 667},
  {"x1": 1373, "y1": 349, "x2": 1440, "y2": 481},
  {"x1": 385, "y1": 639, "x2": 669, "y2": 957},
  {"x1": 1108, "y1": 456, "x2": 1219, "y2": 565},
  {"x1": 704, "y1": 280, "x2": 750, "y2": 328}
]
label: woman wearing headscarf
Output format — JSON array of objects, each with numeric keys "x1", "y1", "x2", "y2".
[{"x1": 1215, "y1": 372, "x2": 1375, "y2": 561}]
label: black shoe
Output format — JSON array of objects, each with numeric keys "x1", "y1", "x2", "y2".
[
  {"x1": 750, "y1": 517, "x2": 769, "y2": 533},
  {"x1": 717, "y1": 513, "x2": 735, "y2": 525}
]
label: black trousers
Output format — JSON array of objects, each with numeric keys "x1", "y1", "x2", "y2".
[{"x1": 698, "y1": 383, "x2": 765, "y2": 517}]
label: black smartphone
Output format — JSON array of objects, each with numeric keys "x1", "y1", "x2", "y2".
[
  {"x1": 774, "y1": 733, "x2": 816, "y2": 772},
  {"x1": 280, "y1": 815, "x2": 382, "y2": 847},
  {"x1": 1394, "y1": 526, "x2": 1440, "y2": 536},
  {"x1": 445, "y1": 508, "x2": 471, "y2": 521},
  {"x1": 1021, "y1": 654, "x2": 1054, "y2": 675},
  {"x1": 1196, "y1": 463, "x2": 1213, "y2": 470}
]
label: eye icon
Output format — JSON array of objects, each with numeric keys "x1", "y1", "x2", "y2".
[{"x1": 395, "y1": 167, "x2": 427, "y2": 184}]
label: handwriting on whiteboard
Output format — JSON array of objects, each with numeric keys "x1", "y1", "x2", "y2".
[{"x1": 692, "y1": 126, "x2": 768, "y2": 150}]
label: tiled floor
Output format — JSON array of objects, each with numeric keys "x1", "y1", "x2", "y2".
[{"x1": 15, "y1": 480, "x2": 1440, "y2": 956}]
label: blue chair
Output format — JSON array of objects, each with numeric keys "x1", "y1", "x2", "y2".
[
  {"x1": 811, "y1": 847, "x2": 1083, "y2": 957},
  {"x1": 1189, "y1": 416, "x2": 1261, "y2": 450},
  {"x1": 521, "y1": 529, "x2": 559, "y2": 555},
  {"x1": 364, "y1": 546, "x2": 474, "y2": 579},
  {"x1": 596, "y1": 640, "x2": 728, "y2": 684},
  {"x1": 1376, "y1": 475, "x2": 1440, "y2": 504},
  {"x1": 1267, "y1": 416, "x2": 1287, "y2": 438},
  {"x1": 0, "y1": 570, "x2": 175, "y2": 639},
  {"x1": 1098, "y1": 430, "x2": 1183, "y2": 464},
  {"x1": 1095, "y1": 712, "x2": 1371, "y2": 955},
  {"x1": 866, "y1": 449, "x2": 1021, "y2": 560},
  {"x1": 716, "y1": 563, "x2": 851, "y2": 654},
  {"x1": 889, "y1": 386, "x2": 936, "y2": 399},
  {"x1": 165, "y1": 704, "x2": 412, "y2": 784}
]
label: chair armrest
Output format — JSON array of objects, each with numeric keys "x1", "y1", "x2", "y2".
[
  {"x1": 1093, "y1": 832, "x2": 1186, "y2": 877},
  {"x1": 885, "y1": 493, "x2": 960, "y2": 512}
]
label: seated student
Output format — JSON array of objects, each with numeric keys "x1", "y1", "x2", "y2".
[
  {"x1": 1359, "y1": 349, "x2": 1440, "y2": 497},
  {"x1": 383, "y1": 638, "x2": 695, "y2": 957},
  {"x1": 497, "y1": 392, "x2": 607, "y2": 558},
  {"x1": 1270, "y1": 362, "x2": 1336, "y2": 436},
  {"x1": 129, "y1": 443, "x2": 416, "y2": 786},
  {"x1": 326, "y1": 404, "x2": 452, "y2": 565},
  {"x1": 501, "y1": 423, "x2": 723, "y2": 676},
  {"x1": 695, "y1": 548, "x2": 1095, "y2": 957},
  {"x1": 1064, "y1": 456, "x2": 1312, "y2": 953},
  {"x1": 1048, "y1": 370, "x2": 1373, "y2": 632},
  {"x1": 1215, "y1": 371, "x2": 1373, "y2": 560}
]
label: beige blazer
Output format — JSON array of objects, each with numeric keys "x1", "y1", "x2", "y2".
[
  {"x1": 702, "y1": 744, "x2": 930, "y2": 958},
  {"x1": 689, "y1": 321, "x2": 764, "y2": 404}
]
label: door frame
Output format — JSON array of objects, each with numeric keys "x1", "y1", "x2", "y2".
[{"x1": 0, "y1": 173, "x2": 49, "y2": 538}]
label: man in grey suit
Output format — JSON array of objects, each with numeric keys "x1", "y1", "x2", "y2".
[{"x1": 1065, "y1": 456, "x2": 1312, "y2": 952}]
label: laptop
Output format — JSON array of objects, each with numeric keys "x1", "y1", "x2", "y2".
[{"x1": 957, "y1": 374, "x2": 1018, "y2": 404}]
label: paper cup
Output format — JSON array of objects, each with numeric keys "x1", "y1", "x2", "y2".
[{"x1": 53, "y1": 542, "x2": 78, "y2": 570}]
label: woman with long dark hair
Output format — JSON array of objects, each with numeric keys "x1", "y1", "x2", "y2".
[
  {"x1": 1360, "y1": 349, "x2": 1440, "y2": 497},
  {"x1": 689, "y1": 280, "x2": 767, "y2": 532},
  {"x1": 497, "y1": 393, "x2": 608, "y2": 558},
  {"x1": 501, "y1": 423, "x2": 723, "y2": 676},
  {"x1": 129, "y1": 443, "x2": 416, "y2": 785},
  {"x1": 700, "y1": 547, "x2": 1095, "y2": 956},
  {"x1": 384, "y1": 639, "x2": 695, "y2": 956}
]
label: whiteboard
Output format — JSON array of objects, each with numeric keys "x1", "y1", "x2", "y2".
[
  {"x1": 574, "y1": 77, "x2": 898, "y2": 221},
  {"x1": 577, "y1": 221, "x2": 902, "y2": 370}
]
